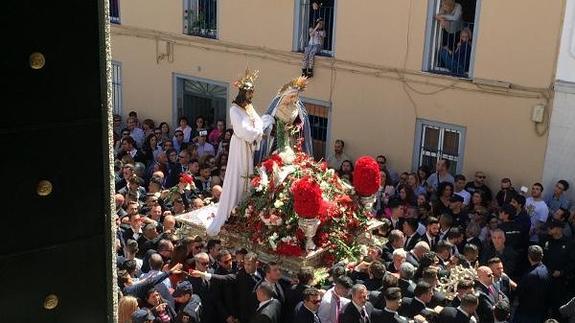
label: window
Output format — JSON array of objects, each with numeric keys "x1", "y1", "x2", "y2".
[
  {"x1": 111, "y1": 61, "x2": 122, "y2": 116},
  {"x1": 422, "y1": 0, "x2": 480, "y2": 78},
  {"x1": 183, "y1": 0, "x2": 218, "y2": 39},
  {"x1": 110, "y1": 0, "x2": 120, "y2": 24},
  {"x1": 175, "y1": 76, "x2": 227, "y2": 129},
  {"x1": 304, "y1": 100, "x2": 330, "y2": 161},
  {"x1": 294, "y1": 0, "x2": 336, "y2": 56},
  {"x1": 413, "y1": 119, "x2": 465, "y2": 174}
]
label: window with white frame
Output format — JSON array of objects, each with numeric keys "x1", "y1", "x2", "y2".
[
  {"x1": 183, "y1": 0, "x2": 218, "y2": 39},
  {"x1": 413, "y1": 119, "x2": 465, "y2": 174},
  {"x1": 111, "y1": 62, "x2": 123, "y2": 116},
  {"x1": 110, "y1": 0, "x2": 120, "y2": 24},
  {"x1": 294, "y1": 0, "x2": 336, "y2": 56},
  {"x1": 422, "y1": 0, "x2": 479, "y2": 78}
]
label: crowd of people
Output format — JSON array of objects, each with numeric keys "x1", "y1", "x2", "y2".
[{"x1": 114, "y1": 111, "x2": 575, "y2": 323}]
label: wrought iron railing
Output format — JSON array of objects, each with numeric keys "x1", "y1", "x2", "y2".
[
  {"x1": 427, "y1": 20, "x2": 474, "y2": 78},
  {"x1": 296, "y1": 1, "x2": 335, "y2": 56},
  {"x1": 184, "y1": 0, "x2": 217, "y2": 39}
]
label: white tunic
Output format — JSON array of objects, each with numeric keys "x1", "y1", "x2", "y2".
[{"x1": 206, "y1": 103, "x2": 263, "y2": 236}]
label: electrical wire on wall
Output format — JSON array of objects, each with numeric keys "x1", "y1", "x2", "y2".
[{"x1": 114, "y1": 22, "x2": 553, "y2": 136}]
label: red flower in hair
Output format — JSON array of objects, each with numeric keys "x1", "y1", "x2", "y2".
[
  {"x1": 353, "y1": 156, "x2": 381, "y2": 196},
  {"x1": 292, "y1": 176, "x2": 322, "y2": 218}
]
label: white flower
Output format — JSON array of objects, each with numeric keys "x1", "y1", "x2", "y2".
[
  {"x1": 326, "y1": 169, "x2": 335, "y2": 177},
  {"x1": 274, "y1": 200, "x2": 284, "y2": 208},
  {"x1": 279, "y1": 146, "x2": 296, "y2": 164},
  {"x1": 269, "y1": 232, "x2": 279, "y2": 250}
]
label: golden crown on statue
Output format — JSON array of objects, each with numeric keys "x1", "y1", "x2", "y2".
[
  {"x1": 278, "y1": 75, "x2": 309, "y2": 95},
  {"x1": 233, "y1": 68, "x2": 259, "y2": 91}
]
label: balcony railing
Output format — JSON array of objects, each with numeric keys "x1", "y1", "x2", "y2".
[
  {"x1": 427, "y1": 21, "x2": 474, "y2": 78},
  {"x1": 184, "y1": 0, "x2": 217, "y2": 39},
  {"x1": 295, "y1": 1, "x2": 335, "y2": 56}
]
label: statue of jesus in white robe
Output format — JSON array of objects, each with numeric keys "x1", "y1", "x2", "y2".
[{"x1": 205, "y1": 102, "x2": 263, "y2": 236}]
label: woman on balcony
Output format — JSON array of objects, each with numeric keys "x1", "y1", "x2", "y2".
[
  {"x1": 301, "y1": 18, "x2": 325, "y2": 78},
  {"x1": 435, "y1": 0, "x2": 463, "y2": 50},
  {"x1": 439, "y1": 27, "x2": 472, "y2": 76}
]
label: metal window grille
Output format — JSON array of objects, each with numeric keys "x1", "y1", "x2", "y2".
[
  {"x1": 305, "y1": 102, "x2": 330, "y2": 161},
  {"x1": 419, "y1": 123, "x2": 462, "y2": 174},
  {"x1": 110, "y1": 0, "x2": 120, "y2": 24},
  {"x1": 111, "y1": 62, "x2": 122, "y2": 116},
  {"x1": 295, "y1": 0, "x2": 335, "y2": 56},
  {"x1": 184, "y1": 0, "x2": 218, "y2": 39},
  {"x1": 426, "y1": 0, "x2": 477, "y2": 78}
]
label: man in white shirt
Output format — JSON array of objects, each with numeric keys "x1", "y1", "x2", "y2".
[
  {"x1": 196, "y1": 132, "x2": 215, "y2": 159},
  {"x1": 454, "y1": 174, "x2": 471, "y2": 206},
  {"x1": 127, "y1": 116, "x2": 145, "y2": 148},
  {"x1": 426, "y1": 158, "x2": 455, "y2": 191},
  {"x1": 318, "y1": 275, "x2": 352, "y2": 323},
  {"x1": 525, "y1": 182, "x2": 549, "y2": 243},
  {"x1": 326, "y1": 139, "x2": 351, "y2": 170}
]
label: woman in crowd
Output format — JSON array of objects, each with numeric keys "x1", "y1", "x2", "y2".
[
  {"x1": 337, "y1": 160, "x2": 354, "y2": 183},
  {"x1": 159, "y1": 122, "x2": 172, "y2": 143},
  {"x1": 217, "y1": 129, "x2": 234, "y2": 157},
  {"x1": 142, "y1": 119, "x2": 156, "y2": 138},
  {"x1": 433, "y1": 181, "x2": 454, "y2": 216},
  {"x1": 143, "y1": 134, "x2": 162, "y2": 165},
  {"x1": 209, "y1": 119, "x2": 226, "y2": 146},
  {"x1": 118, "y1": 295, "x2": 139, "y2": 323},
  {"x1": 375, "y1": 169, "x2": 396, "y2": 217},
  {"x1": 407, "y1": 172, "x2": 427, "y2": 197},
  {"x1": 175, "y1": 116, "x2": 193, "y2": 143},
  {"x1": 191, "y1": 116, "x2": 207, "y2": 143}
]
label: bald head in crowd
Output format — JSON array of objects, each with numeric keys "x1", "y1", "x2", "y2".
[{"x1": 163, "y1": 215, "x2": 176, "y2": 232}]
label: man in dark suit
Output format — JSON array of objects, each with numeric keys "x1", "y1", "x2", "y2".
[
  {"x1": 340, "y1": 284, "x2": 374, "y2": 323},
  {"x1": 251, "y1": 282, "x2": 281, "y2": 323},
  {"x1": 406, "y1": 241, "x2": 430, "y2": 268},
  {"x1": 286, "y1": 266, "x2": 315, "y2": 322},
  {"x1": 421, "y1": 217, "x2": 440, "y2": 250},
  {"x1": 475, "y1": 266, "x2": 500, "y2": 323},
  {"x1": 479, "y1": 229, "x2": 518, "y2": 278},
  {"x1": 492, "y1": 299, "x2": 511, "y2": 323},
  {"x1": 448, "y1": 279, "x2": 474, "y2": 308},
  {"x1": 237, "y1": 252, "x2": 264, "y2": 323},
  {"x1": 255, "y1": 261, "x2": 291, "y2": 321},
  {"x1": 187, "y1": 252, "x2": 216, "y2": 322},
  {"x1": 437, "y1": 293, "x2": 479, "y2": 323},
  {"x1": 399, "y1": 281, "x2": 433, "y2": 319},
  {"x1": 402, "y1": 218, "x2": 421, "y2": 251},
  {"x1": 117, "y1": 136, "x2": 147, "y2": 163},
  {"x1": 293, "y1": 287, "x2": 323, "y2": 323},
  {"x1": 398, "y1": 262, "x2": 416, "y2": 298},
  {"x1": 513, "y1": 245, "x2": 550, "y2": 323},
  {"x1": 172, "y1": 281, "x2": 202, "y2": 323},
  {"x1": 370, "y1": 287, "x2": 408, "y2": 323},
  {"x1": 382, "y1": 230, "x2": 406, "y2": 263},
  {"x1": 211, "y1": 249, "x2": 239, "y2": 323}
]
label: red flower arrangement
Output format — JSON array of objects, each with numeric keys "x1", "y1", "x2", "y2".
[
  {"x1": 262, "y1": 154, "x2": 283, "y2": 172},
  {"x1": 292, "y1": 176, "x2": 323, "y2": 218},
  {"x1": 276, "y1": 242, "x2": 304, "y2": 257},
  {"x1": 353, "y1": 156, "x2": 381, "y2": 196},
  {"x1": 250, "y1": 176, "x2": 261, "y2": 188},
  {"x1": 180, "y1": 173, "x2": 194, "y2": 185}
]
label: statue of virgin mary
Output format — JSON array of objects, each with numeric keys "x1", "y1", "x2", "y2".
[{"x1": 255, "y1": 76, "x2": 314, "y2": 164}]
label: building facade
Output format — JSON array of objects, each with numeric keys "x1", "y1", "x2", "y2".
[
  {"x1": 110, "y1": 0, "x2": 566, "y2": 190},
  {"x1": 543, "y1": 0, "x2": 575, "y2": 201}
]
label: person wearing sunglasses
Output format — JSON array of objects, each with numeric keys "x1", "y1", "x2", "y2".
[
  {"x1": 464, "y1": 171, "x2": 493, "y2": 204},
  {"x1": 293, "y1": 287, "x2": 323, "y2": 323}
]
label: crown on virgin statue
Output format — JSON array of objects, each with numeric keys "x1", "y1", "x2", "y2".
[{"x1": 277, "y1": 76, "x2": 309, "y2": 96}]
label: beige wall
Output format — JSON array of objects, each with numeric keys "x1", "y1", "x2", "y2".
[{"x1": 111, "y1": 0, "x2": 565, "y2": 189}]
